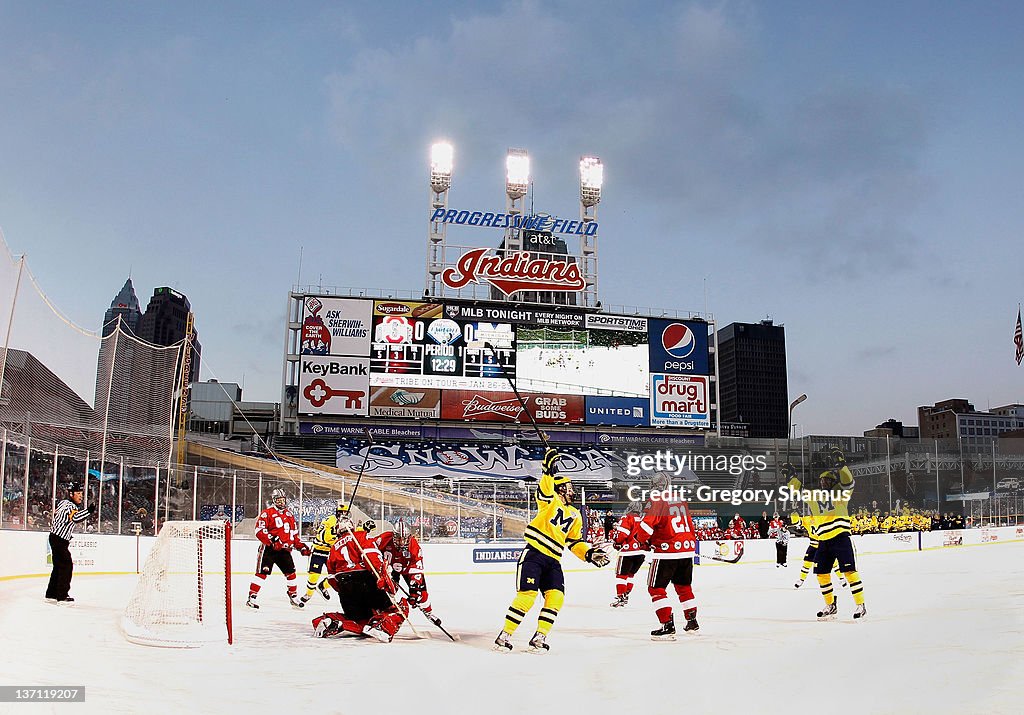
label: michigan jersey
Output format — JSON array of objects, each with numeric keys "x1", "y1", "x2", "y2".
[
  {"x1": 523, "y1": 448, "x2": 591, "y2": 562},
  {"x1": 788, "y1": 465, "x2": 854, "y2": 541},
  {"x1": 312, "y1": 515, "x2": 343, "y2": 554}
]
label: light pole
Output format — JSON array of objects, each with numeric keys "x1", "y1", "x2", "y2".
[{"x1": 788, "y1": 393, "x2": 807, "y2": 471}]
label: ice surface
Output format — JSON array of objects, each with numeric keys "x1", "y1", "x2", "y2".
[{"x1": 3, "y1": 543, "x2": 1022, "y2": 715}]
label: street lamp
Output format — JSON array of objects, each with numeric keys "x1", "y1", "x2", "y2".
[{"x1": 789, "y1": 393, "x2": 807, "y2": 439}]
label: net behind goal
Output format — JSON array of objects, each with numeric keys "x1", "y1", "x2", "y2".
[{"x1": 121, "y1": 521, "x2": 232, "y2": 648}]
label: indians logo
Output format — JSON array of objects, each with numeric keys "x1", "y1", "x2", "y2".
[
  {"x1": 661, "y1": 323, "x2": 696, "y2": 359},
  {"x1": 442, "y1": 248, "x2": 586, "y2": 297}
]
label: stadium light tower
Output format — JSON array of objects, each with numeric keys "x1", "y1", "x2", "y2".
[
  {"x1": 579, "y1": 156, "x2": 603, "y2": 308},
  {"x1": 500, "y1": 148, "x2": 531, "y2": 273},
  {"x1": 426, "y1": 141, "x2": 454, "y2": 298}
]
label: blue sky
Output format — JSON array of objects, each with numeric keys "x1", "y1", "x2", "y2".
[{"x1": 2, "y1": 1, "x2": 1022, "y2": 435}]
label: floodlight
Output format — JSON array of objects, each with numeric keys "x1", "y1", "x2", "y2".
[
  {"x1": 580, "y1": 156, "x2": 603, "y2": 206},
  {"x1": 430, "y1": 141, "x2": 454, "y2": 192},
  {"x1": 506, "y1": 148, "x2": 530, "y2": 198}
]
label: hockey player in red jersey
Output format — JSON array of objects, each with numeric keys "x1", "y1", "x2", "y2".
[
  {"x1": 311, "y1": 514, "x2": 409, "y2": 643},
  {"x1": 376, "y1": 519, "x2": 436, "y2": 620},
  {"x1": 625, "y1": 474, "x2": 699, "y2": 640},
  {"x1": 609, "y1": 502, "x2": 648, "y2": 607},
  {"x1": 247, "y1": 488, "x2": 310, "y2": 610}
]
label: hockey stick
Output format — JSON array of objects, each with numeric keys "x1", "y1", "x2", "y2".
[
  {"x1": 345, "y1": 428, "x2": 375, "y2": 513},
  {"x1": 696, "y1": 541, "x2": 744, "y2": 564},
  {"x1": 484, "y1": 342, "x2": 548, "y2": 449},
  {"x1": 394, "y1": 582, "x2": 459, "y2": 641}
]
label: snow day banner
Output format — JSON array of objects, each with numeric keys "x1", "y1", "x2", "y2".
[{"x1": 335, "y1": 438, "x2": 620, "y2": 481}]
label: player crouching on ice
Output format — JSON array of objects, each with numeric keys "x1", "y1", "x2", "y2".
[
  {"x1": 377, "y1": 519, "x2": 437, "y2": 622},
  {"x1": 312, "y1": 514, "x2": 410, "y2": 642},
  {"x1": 494, "y1": 445, "x2": 611, "y2": 653}
]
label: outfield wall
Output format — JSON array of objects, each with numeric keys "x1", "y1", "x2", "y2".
[{"x1": 2, "y1": 525, "x2": 1023, "y2": 581}]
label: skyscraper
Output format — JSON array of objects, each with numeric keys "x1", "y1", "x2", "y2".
[
  {"x1": 137, "y1": 287, "x2": 201, "y2": 378},
  {"x1": 717, "y1": 320, "x2": 789, "y2": 439},
  {"x1": 101, "y1": 278, "x2": 142, "y2": 337}
]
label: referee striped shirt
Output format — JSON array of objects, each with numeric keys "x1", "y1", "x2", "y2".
[{"x1": 50, "y1": 499, "x2": 89, "y2": 541}]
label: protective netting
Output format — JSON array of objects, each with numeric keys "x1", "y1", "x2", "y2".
[
  {"x1": 0, "y1": 229, "x2": 181, "y2": 465},
  {"x1": 121, "y1": 520, "x2": 230, "y2": 648}
]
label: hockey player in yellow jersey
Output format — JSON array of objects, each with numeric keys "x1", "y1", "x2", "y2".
[
  {"x1": 302, "y1": 500, "x2": 348, "y2": 604},
  {"x1": 792, "y1": 512, "x2": 846, "y2": 590},
  {"x1": 494, "y1": 444, "x2": 610, "y2": 652},
  {"x1": 785, "y1": 448, "x2": 866, "y2": 620}
]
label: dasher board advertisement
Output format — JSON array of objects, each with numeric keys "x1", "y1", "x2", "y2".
[
  {"x1": 298, "y1": 356, "x2": 370, "y2": 416},
  {"x1": 300, "y1": 296, "x2": 372, "y2": 357}
]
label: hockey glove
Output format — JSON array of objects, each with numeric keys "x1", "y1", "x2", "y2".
[
  {"x1": 298, "y1": 542, "x2": 311, "y2": 557},
  {"x1": 585, "y1": 546, "x2": 611, "y2": 568},
  {"x1": 612, "y1": 541, "x2": 624, "y2": 551},
  {"x1": 361, "y1": 519, "x2": 376, "y2": 533},
  {"x1": 830, "y1": 448, "x2": 846, "y2": 469},
  {"x1": 377, "y1": 572, "x2": 397, "y2": 595},
  {"x1": 270, "y1": 537, "x2": 284, "y2": 551}
]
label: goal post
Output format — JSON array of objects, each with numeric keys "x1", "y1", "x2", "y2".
[{"x1": 121, "y1": 520, "x2": 232, "y2": 648}]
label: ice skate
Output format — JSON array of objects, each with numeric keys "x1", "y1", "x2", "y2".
[
  {"x1": 363, "y1": 623, "x2": 392, "y2": 643},
  {"x1": 289, "y1": 594, "x2": 305, "y2": 609},
  {"x1": 610, "y1": 594, "x2": 628, "y2": 608},
  {"x1": 651, "y1": 616, "x2": 676, "y2": 641},
  {"x1": 816, "y1": 602, "x2": 838, "y2": 621},
  {"x1": 493, "y1": 631, "x2": 513, "y2": 652},
  {"x1": 528, "y1": 631, "x2": 550, "y2": 653},
  {"x1": 794, "y1": 579, "x2": 804, "y2": 589},
  {"x1": 299, "y1": 594, "x2": 311, "y2": 605},
  {"x1": 317, "y1": 579, "x2": 332, "y2": 600},
  {"x1": 853, "y1": 604, "x2": 867, "y2": 620},
  {"x1": 245, "y1": 595, "x2": 259, "y2": 609},
  {"x1": 314, "y1": 616, "x2": 333, "y2": 638},
  {"x1": 683, "y1": 618, "x2": 700, "y2": 633}
]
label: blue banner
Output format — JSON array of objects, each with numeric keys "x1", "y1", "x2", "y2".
[
  {"x1": 584, "y1": 396, "x2": 649, "y2": 426},
  {"x1": 647, "y1": 318, "x2": 710, "y2": 375}
]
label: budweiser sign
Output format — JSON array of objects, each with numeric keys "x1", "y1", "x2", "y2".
[
  {"x1": 459, "y1": 394, "x2": 526, "y2": 421},
  {"x1": 441, "y1": 248, "x2": 586, "y2": 296}
]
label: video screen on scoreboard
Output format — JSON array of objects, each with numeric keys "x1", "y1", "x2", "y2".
[
  {"x1": 368, "y1": 312, "x2": 516, "y2": 391},
  {"x1": 515, "y1": 314, "x2": 650, "y2": 397}
]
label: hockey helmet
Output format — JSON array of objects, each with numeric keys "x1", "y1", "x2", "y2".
[
  {"x1": 818, "y1": 469, "x2": 838, "y2": 489},
  {"x1": 626, "y1": 500, "x2": 643, "y2": 515},
  {"x1": 271, "y1": 488, "x2": 287, "y2": 508},
  {"x1": 65, "y1": 481, "x2": 84, "y2": 495},
  {"x1": 393, "y1": 520, "x2": 411, "y2": 547},
  {"x1": 651, "y1": 472, "x2": 671, "y2": 491},
  {"x1": 335, "y1": 500, "x2": 349, "y2": 518}
]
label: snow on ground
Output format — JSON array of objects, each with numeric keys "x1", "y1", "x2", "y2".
[{"x1": 3, "y1": 543, "x2": 1023, "y2": 715}]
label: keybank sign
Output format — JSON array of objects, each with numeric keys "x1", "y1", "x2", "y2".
[{"x1": 430, "y1": 208, "x2": 598, "y2": 236}]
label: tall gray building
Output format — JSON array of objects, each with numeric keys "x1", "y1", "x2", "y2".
[
  {"x1": 717, "y1": 320, "x2": 789, "y2": 438},
  {"x1": 102, "y1": 278, "x2": 142, "y2": 337}
]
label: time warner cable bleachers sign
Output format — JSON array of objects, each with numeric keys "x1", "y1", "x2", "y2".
[{"x1": 431, "y1": 208, "x2": 598, "y2": 236}]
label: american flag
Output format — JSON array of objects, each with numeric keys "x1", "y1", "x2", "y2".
[{"x1": 1016, "y1": 307, "x2": 1023, "y2": 366}]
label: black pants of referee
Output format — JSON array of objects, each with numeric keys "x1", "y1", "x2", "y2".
[
  {"x1": 775, "y1": 542, "x2": 788, "y2": 566},
  {"x1": 46, "y1": 534, "x2": 74, "y2": 600}
]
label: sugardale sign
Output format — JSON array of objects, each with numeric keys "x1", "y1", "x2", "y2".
[{"x1": 441, "y1": 248, "x2": 586, "y2": 296}]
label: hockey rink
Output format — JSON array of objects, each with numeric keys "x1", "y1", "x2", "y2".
[{"x1": 3, "y1": 542, "x2": 1022, "y2": 715}]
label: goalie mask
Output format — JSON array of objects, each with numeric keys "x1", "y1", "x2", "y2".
[
  {"x1": 271, "y1": 488, "x2": 287, "y2": 508},
  {"x1": 651, "y1": 472, "x2": 671, "y2": 492}
]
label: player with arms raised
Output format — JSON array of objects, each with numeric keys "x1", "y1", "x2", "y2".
[
  {"x1": 301, "y1": 500, "x2": 348, "y2": 605},
  {"x1": 625, "y1": 473, "x2": 699, "y2": 640},
  {"x1": 494, "y1": 445, "x2": 610, "y2": 653},
  {"x1": 784, "y1": 448, "x2": 866, "y2": 620},
  {"x1": 247, "y1": 488, "x2": 310, "y2": 610}
]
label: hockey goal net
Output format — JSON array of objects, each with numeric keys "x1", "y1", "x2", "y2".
[{"x1": 121, "y1": 520, "x2": 232, "y2": 647}]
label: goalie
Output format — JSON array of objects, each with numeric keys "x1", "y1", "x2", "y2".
[{"x1": 311, "y1": 514, "x2": 409, "y2": 643}]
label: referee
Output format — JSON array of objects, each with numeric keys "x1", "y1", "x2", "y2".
[{"x1": 46, "y1": 483, "x2": 91, "y2": 604}]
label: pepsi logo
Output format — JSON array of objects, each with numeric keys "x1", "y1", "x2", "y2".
[{"x1": 661, "y1": 323, "x2": 696, "y2": 359}]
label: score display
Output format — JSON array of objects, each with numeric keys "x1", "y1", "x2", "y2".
[{"x1": 369, "y1": 315, "x2": 516, "y2": 391}]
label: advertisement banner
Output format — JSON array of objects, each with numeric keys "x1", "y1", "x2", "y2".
[
  {"x1": 584, "y1": 396, "x2": 649, "y2": 426},
  {"x1": 299, "y1": 423, "x2": 423, "y2": 438},
  {"x1": 441, "y1": 390, "x2": 585, "y2": 424},
  {"x1": 373, "y1": 301, "x2": 444, "y2": 318},
  {"x1": 336, "y1": 439, "x2": 616, "y2": 480},
  {"x1": 473, "y1": 547, "x2": 523, "y2": 563},
  {"x1": 444, "y1": 302, "x2": 585, "y2": 329},
  {"x1": 585, "y1": 314, "x2": 648, "y2": 332},
  {"x1": 301, "y1": 296, "x2": 373, "y2": 357},
  {"x1": 586, "y1": 432, "x2": 705, "y2": 447},
  {"x1": 369, "y1": 387, "x2": 442, "y2": 419},
  {"x1": 298, "y1": 356, "x2": 370, "y2": 416},
  {"x1": 647, "y1": 318, "x2": 710, "y2": 375},
  {"x1": 650, "y1": 374, "x2": 710, "y2": 428}
]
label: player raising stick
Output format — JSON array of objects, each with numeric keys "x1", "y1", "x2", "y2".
[
  {"x1": 494, "y1": 445, "x2": 610, "y2": 653},
  {"x1": 377, "y1": 519, "x2": 437, "y2": 621},
  {"x1": 609, "y1": 501, "x2": 648, "y2": 607},
  {"x1": 784, "y1": 449, "x2": 866, "y2": 620},
  {"x1": 624, "y1": 473, "x2": 699, "y2": 640},
  {"x1": 301, "y1": 500, "x2": 348, "y2": 605},
  {"x1": 312, "y1": 513, "x2": 409, "y2": 642},
  {"x1": 247, "y1": 487, "x2": 311, "y2": 610}
]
